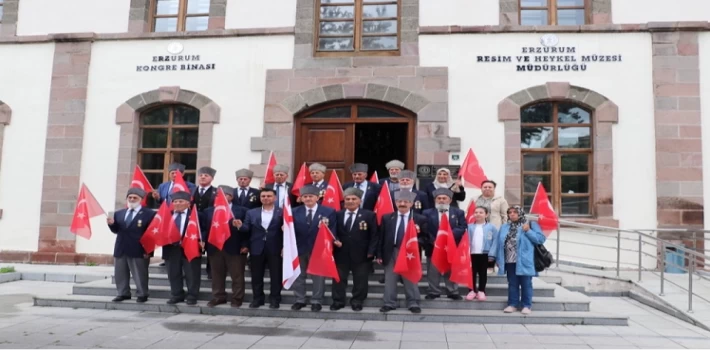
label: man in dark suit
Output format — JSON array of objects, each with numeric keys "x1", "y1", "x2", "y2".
[
  {"x1": 291, "y1": 185, "x2": 337, "y2": 312},
  {"x1": 152, "y1": 162, "x2": 197, "y2": 205},
  {"x1": 422, "y1": 188, "x2": 467, "y2": 301},
  {"x1": 331, "y1": 187, "x2": 378, "y2": 311},
  {"x1": 376, "y1": 190, "x2": 428, "y2": 314},
  {"x1": 379, "y1": 159, "x2": 417, "y2": 191},
  {"x1": 309, "y1": 163, "x2": 328, "y2": 202},
  {"x1": 107, "y1": 188, "x2": 156, "y2": 303},
  {"x1": 236, "y1": 188, "x2": 283, "y2": 309},
  {"x1": 192, "y1": 166, "x2": 217, "y2": 279},
  {"x1": 162, "y1": 191, "x2": 204, "y2": 306},
  {"x1": 390, "y1": 170, "x2": 429, "y2": 215},
  {"x1": 201, "y1": 185, "x2": 249, "y2": 308},
  {"x1": 264, "y1": 164, "x2": 297, "y2": 209},
  {"x1": 342, "y1": 163, "x2": 381, "y2": 211},
  {"x1": 233, "y1": 169, "x2": 262, "y2": 209}
]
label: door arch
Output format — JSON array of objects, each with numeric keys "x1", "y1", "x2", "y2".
[{"x1": 294, "y1": 100, "x2": 416, "y2": 181}]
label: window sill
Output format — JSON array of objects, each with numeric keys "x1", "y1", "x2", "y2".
[{"x1": 314, "y1": 50, "x2": 401, "y2": 58}]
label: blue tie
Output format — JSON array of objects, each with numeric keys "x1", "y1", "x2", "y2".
[
  {"x1": 126, "y1": 209, "x2": 135, "y2": 224},
  {"x1": 174, "y1": 212, "x2": 183, "y2": 236},
  {"x1": 395, "y1": 214, "x2": 405, "y2": 247}
]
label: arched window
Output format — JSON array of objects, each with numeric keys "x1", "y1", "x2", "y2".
[
  {"x1": 138, "y1": 104, "x2": 200, "y2": 188},
  {"x1": 521, "y1": 101, "x2": 592, "y2": 216}
]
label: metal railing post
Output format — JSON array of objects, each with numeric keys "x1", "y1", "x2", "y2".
[
  {"x1": 616, "y1": 230, "x2": 621, "y2": 278},
  {"x1": 659, "y1": 241, "x2": 665, "y2": 296},
  {"x1": 638, "y1": 234, "x2": 643, "y2": 282},
  {"x1": 692, "y1": 231, "x2": 697, "y2": 269},
  {"x1": 556, "y1": 222, "x2": 560, "y2": 268},
  {"x1": 688, "y1": 257, "x2": 694, "y2": 313}
]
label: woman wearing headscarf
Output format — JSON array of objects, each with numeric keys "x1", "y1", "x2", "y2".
[
  {"x1": 424, "y1": 168, "x2": 466, "y2": 208},
  {"x1": 489, "y1": 206, "x2": 546, "y2": 315}
]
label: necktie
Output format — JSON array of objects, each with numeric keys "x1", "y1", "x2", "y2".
[
  {"x1": 395, "y1": 214, "x2": 405, "y2": 246},
  {"x1": 306, "y1": 209, "x2": 313, "y2": 226},
  {"x1": 346, "y1": 211, "x2": 355, "y2": 231},
  {"x1": 200, "y1": 188, "x2": 205, "y2": 196},
  {"x1": 126, "y1": 209, "x2": 135, "y2": 224},
  {"x1": 239, "y1": 188, "x2": 246, "y2": 204},
  {"x1": 174, "y1": 212, "x2": 183, "y2": 236}
]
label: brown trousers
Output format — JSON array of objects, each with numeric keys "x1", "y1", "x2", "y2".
[{"x1": 208, "y1": 250, "x2": 247, "y2": 303}]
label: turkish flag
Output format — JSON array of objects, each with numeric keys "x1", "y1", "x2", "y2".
[
  {"x1": 465, "y1": 200, "x2": 476, "y2": 224},
  {"x1": 370, "y1": 171, "x2": 379, "y2": 184},
  {"x1": 431, "y1": 213, "x2": 457, "y2": 274},
  {"x1": 131, "y1": 165, "x2": 154, "y2": 206},
  {"x1": 450, "y1": 230, "x2": 474, "y2": 290},
  {"x1": 172, "y1": 171, "x2": 189, "y2": 193},
  {"x1": 322, "y1": 170, "x2": 344, "y2": 211},
  {"x1": 373, "y1": 181, "x2": 394, "y2": 225},
  {"x1": 291, "y1": 163, "x2": 308, "y2": 196},
  {"x1": 263, "y1": 151, "x2": 277, "y2": 186},
  {"x1": 70, "y1": 183, "x2": 106, "y2": 240},
  {"x1": 182, "y1": 205, "x2": 202, "y2": 262},
  {"x1": 529, "y1": 182, "x2": 559, "y2": 237},
  {"x1": 393, "y1": 218, "x2": 423, "y2": 284},
  {"x1": 208, "y1": 188, "x2": 233, "y2": 250},
  {"x1": 282, "y1": 197, "x2": 301, "y2": 289},
  {"x1": 139, "y1": 201, "x2": 180, "y2": 254},
  {"x1": 459, "y1": 149, "x2": 488, "y2": 189},
  {"x1": 306, "y1": 223, "x2": 340, "y2": 282}
]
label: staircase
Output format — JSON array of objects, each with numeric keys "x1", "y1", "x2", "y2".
[{"x1": 33, "y1": 258, "x2": 628, "y2": 325}]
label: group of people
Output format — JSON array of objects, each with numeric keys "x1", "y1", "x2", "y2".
[{"x1": 108, "y1": 159, "x2": 546, "y2": 315}]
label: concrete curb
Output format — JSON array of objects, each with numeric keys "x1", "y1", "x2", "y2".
[
  {"x1": 12, "y1": 272, "x2": 110, "y2": 283},
  {"x1": 0, "y1": 272, "x2": 21, "y2": 284}
]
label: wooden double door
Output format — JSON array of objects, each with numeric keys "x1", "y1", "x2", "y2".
[{"x1": 294, "y1": 101, "x2": 416, "y2": 182}]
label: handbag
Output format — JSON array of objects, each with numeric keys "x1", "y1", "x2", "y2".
[{"x1": 534, "y1": 244, "x2": 554, "y2": 272}]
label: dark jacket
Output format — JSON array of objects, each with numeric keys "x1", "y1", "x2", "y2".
[
  {"x1": 376, "y1": 211, "x2": 428, "y2": 266},
  {"x1": 157, "y1": 181, "x2": 197, "y2": 204},
  {"x1": 292, "y1": 205, "x2": 337, "y2": 256},
  {"x1": 310, "y1": 180, "x2": 328, "y2": 204},
  {"x1": 422, "y1": 207, "x2": 467, "y2": 256},
  {"x1": 239, "y1": 207, "x2": 283, "y2": 256},
  {"x1": 108, "y1": 207, "x2": 157, "y2": 258},
  {"x1": 232, "y1": 187, "x2": 262, "y2": 209},
  {"x1": 380, "y1": 178, "x2": 417, "y2": 191},
  {"x1": 201, "y1": 203, "x2": 248, "y2": 255},
  {"x1": 390, "y1": 189, "x2": 430, "y2": 215},
  {"x1": 342, "y1": 181, "x2": 381, "y2": 211},
  {"x1": 334, "y1": 209, "x2": 378, "y2": 264},
  {"x1": 264, "y1": 182, "x2": 298, "y2": 208},
  {"x1": 424, "y1": 182, "x2": 466, "y2": 209},
  {"x1": 192, "y1": 185, "x2": 217, "y2": 212}
]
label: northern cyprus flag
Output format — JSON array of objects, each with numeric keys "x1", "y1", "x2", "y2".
[{"x1": 281, "y1": 197, "x2": 301, "y2": 289}]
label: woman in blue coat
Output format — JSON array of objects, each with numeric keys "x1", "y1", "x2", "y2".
[{"x1": 489, "y1": 206, "x2": 546, "y2": 315}]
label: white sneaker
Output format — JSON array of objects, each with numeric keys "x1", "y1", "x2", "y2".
[
  {"x1": 466, "y1": 291, "x2": 476, "y2": 301},
  {"x1": 503, "y1": 306, "x2": 516, "y2": 313},
  {"x1": 521, "y1": 307, "x2": 532, "y2": 315}
]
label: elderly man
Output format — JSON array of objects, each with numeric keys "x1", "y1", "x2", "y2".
[
  {"x1": 264, "y1": 164, "x2": 297, "y2": 208},
  {"x1": 380, "y1": 160, "x2": 417, "y2": 191},
  {"x1": 192, "y1": 166, "x2": 217, "y2": 212},
  {"x1": 390, "y1": 170, "x2": 429, "y2": 215},
  {"x1": 163, "y1": 191, "x2": 204, "y2": 305},
  {"x1": 342, "y1": 163, "x2": 381, "y2": 211},
  {"x1": 201, "y1": 185, "x2": 249, "y2": 308},
  {"x1": 152, "y1": 163, "x2": 197, "y2": 205},
  {"x1": 331, "y1": 187, "x2": 378, "y2": 311},
  {"x1": 377, "y1": 190, "x2": 427, "y2": 314},
  {"x1": 107, "y1": 188, "x2": 156, "y2": 303},
  {"x1": 308, "y1": 163, "x2": 328, "y2": 203},
  {"x1": 233, "y1": 169, "x2": 262, "y2": 209},
  {"x1": 291, "y1": 185, "x2": 337, "y2": 312},
  {"x1": 422, "y1": 188, "x2": 466, "y2": 301}
]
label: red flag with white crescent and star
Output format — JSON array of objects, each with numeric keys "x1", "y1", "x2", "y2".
[
  {"x1": 322, "y1": 170, "x2": 344, "y2": 211},
  {"x1": 431, "y1": 213, "x2": 457, "y2": 274},
  {"x1": 370, "y1": 171, "x2": 379, "y2": 184},
  {"x1": 263, "y1": 151, "x2": 277, "y2": 186},
  {"x1": 70, "y1": 183, "x2": 106, "y2": 240},
  {"x1": 465, "y1": 200, "x2": 476, "y2": 224},
  {"x1": 291, "y1": 163, "x2": 308, "y2": 196},
  {"x1": 182, "y1": 205, "x2": 202, "y2": 262},
  {"x1": 306, "y1": 223, "x2": 340, "y2": 282},
  {"x1": 131, "y1": 165, "x2": 154, "y2": 206},
  {"x1": 139, "y1": 201, "x2": 180, "y2": 253},
  {"x1": 450, "y1": 230, "x2": 474, "y2": 289},
  {"x1": 529, "y1": 182, "x2": 559, "y2": 237},
  {"x1": 172, "y1": 170, "x2": 189, "y2": 193},
  {"x1": 393, "y1": 217, "x2": 422, "y2": 283},
  {"x1": 459, "y1": 148, "x2": 488, "y2": 189},
  {"x1": 208, "y1": 188, "x2": 233, "y2": 250},
  {"x1": 373, "y1": 181, "x2": 394, "y2": 225}
]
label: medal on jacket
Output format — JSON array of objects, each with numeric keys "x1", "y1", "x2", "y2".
[
  {"x1": 249, "y1": 195, "x2": 256, "y2": 202},
  {"x1": 319, "y1": 189, "x2": 325, "y2": 198},
  {"x1": 319, "y1": 217, "x2": 328, "y2": 227},
  {"x1": 359, "y1": 221, "x2": 367, "y2": 230},
  {"x1": 415, "y1": 201, "x2": 421, "y2": 209},
  {"x1": 137, "y1": 220, "x2": 142, "y2": 228}
]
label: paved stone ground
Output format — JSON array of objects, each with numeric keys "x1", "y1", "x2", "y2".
[{"x1": 1, "y1": 281, "x2": 710, "y2": 349}]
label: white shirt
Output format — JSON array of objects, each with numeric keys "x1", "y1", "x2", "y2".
[
  {"x1": 354, "y1": 182, "x2": 367, "y2": 206},
  {"x1": 261, "y1": 208, "x2": 274, "y2": 230},
  {"x1": 313, "y1": 180, "x2": 324, "y2": 187},
  {"x1": 394, "y1": 211, "x2": 410, "y2": 244},
  {"x1": 198, "y1": 186, "x2": 210, "y2": 195},
  {"x1": 125, "y1": 205, "x2": 142, "y2": 222},
  {"x1": 471, "y1": 224, "x2": 485, "y2": 254},
  {"x1": 305, "y1": 204, "x2": 319, "y2": 221},
  {"x1": 172, "y1": 209, "x2": 188, "y2": 236},
  {"x1": 274, "y1": 182, "x2": 287, "y2": 207},
  {"x1": 344, "y1": 208, "x2": 359, "y2": 230}
]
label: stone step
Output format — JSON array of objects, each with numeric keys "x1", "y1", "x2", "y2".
[
  {"x1": 148, "y1": 262, "x2": 427, "y2": 275},
  {"x1": 32, "y1": 295, "x2": 627, "y2": 326}
]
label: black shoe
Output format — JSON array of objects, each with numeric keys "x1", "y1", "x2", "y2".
[
  {"x1": 112, "y1": 296, "x2": 130, "y2": 302},
  {"x1": 447, "y1": 294, "x2": 463, "y2": 301},
  {"x1": 378, "y1": 277, "x2": 385, "y2": 284},
  {"x1": 352, "y1": 304, "x2": 363, "y2": 311},
  {"x1": 136, "y1": 297, "x2": 148, "y2": 303},
  {"x1": 249, "y1": 301, "x2": 264, "y2": 309},
  {"x1": 311, "y1": 304, "x2": 322, "y2": 312},
  {"x1": 425, "y1": 294, "x2": 440, "y2": 300},
  {"x1": 159, "y1": 262, "x2": 166, "y2": 267},
  {"x1": 207, "y1": 299, "x2": 226, "y2": 307},
  {"x1": 291, "y1": 302, "x2": 306, "y2": 310},
  {"x1": 409, "y1": 306, "x2": 422, "y2": 314},
  {"x1": 186, "y1": 299, "x2": 197, "y2": 306},
  {"x1": 330, "y1": 304, "x2": 344, "y2": 311},
  {"x1": 166, "y1": 298, "x2": 184, "y2": 305},
  {"x1": 379, "y1": 306, "x2": 395, "y2": 313},
  {"x1": 269, "y1": 303, "x2": 280, "y2": 309}
]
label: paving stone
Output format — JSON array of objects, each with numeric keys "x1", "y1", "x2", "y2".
[
  {"x1": 350, "y1": 340, "x2": 400, "y2": 349},
  {"x1": 399, "y1": 340, "x2": 447, "y2": 349},
  {"x1": 401, "y1": 330, "x2": 447, "y2": 342},
  {"x1": 496, "y1": 343, "x2": 547, "y2": 349},
  {"x1": 252, "y1": 335, "x2": 308, "y2": 347},
  {"x1": 534, "y1": 335, "x2": 586, "y2": 344},
  {"x1": 146, "y1": 339, "x2": 210, "y2": 349},
  {"x1": 578, "y1": 335, "x2": 634, "y2": 346},
  {"x1": 445, "y1": 332, "x2": 492, "y2": 343},
  {"x1": 356, "y1": 330, "x2": 402, "y2": 342},
  {"x1": 448, "y1": 342, "x2": 497, "y2": 349},
  {"x1": 301, "y1": 338, "x2": 354, "y2": 348}
]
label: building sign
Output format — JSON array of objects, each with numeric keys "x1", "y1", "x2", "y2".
[
  {"x1": 136, "y1": 42, "x2": 216, "y2": 72},
  {"x1": 476, "y1": 34, "x2": 622, "y2": 72}
]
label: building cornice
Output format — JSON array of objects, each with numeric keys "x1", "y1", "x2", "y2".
[{"x1": 420, "y1": 21, "x2": 710, "y2": 35}]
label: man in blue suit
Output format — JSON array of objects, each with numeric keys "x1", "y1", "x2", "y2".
[
  {"x1": 291, "y1": 185, "x2": 337, "y2": 312},
  {"x1": 151, "y1": 163, "x2": 197, "y2": 205},
  {"x1": 236, "y1": 188, "x2": 283, "y2": 309},
  {"x1": 342, "y1": 163, "x2": 381, "y2": 211},
  {"x1": 162, "y1": 191, "x2": 203, "y2": 306},
  {"x1": 390, "y1": 170, "x2": 429, "y2": 215},
  {"x1": 422, "y1": 188, "x2": 467, "y2": 301},
  {"x1": 107, "y1": 188, "x2": 156, "y2": 303},
  {"x1": 232, "y1": 169, "x2": 262, "y2": 209},
  {"x1": 201, "y1": 185, "x2": 249, "y2": 308}
]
